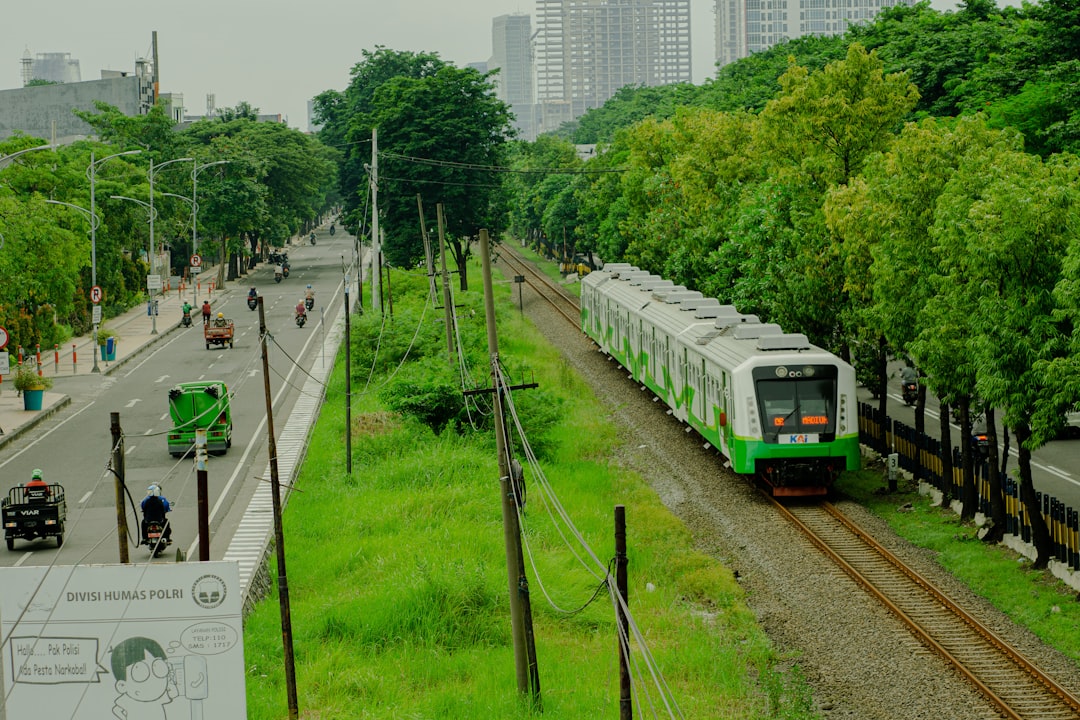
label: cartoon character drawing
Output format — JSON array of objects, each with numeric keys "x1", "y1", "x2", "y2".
[{"x1": 110, "y1": 637, "x2": 177, "y2": 720}]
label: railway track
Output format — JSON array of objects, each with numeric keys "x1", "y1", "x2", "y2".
[
  {"x1": 497, "y1": 245, "x2": 580, "y2": 325},
  {"x1": 776, "y1": 500, "x2": 1080, "y2": 719},
  {"x1": 500, "y1": 242, "x2": 1080, "y2": 719}
]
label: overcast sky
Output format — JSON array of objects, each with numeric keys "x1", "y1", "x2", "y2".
[{"x1": 4, "y1": 0, "x2": 965, "y2": 133}]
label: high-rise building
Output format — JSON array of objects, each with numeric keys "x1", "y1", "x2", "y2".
[
  {"x1": 714, "y1": 0, "x2": 914, "y2": 69},
  {"x1": 536, "y1": 0, "x2": 691, "y2": 134},
  {"x1": 491, "y1": 13, "x2": 536, "y2": 140},
  {"x1": 21, "y1": 51, "x2": 82, "y2": 85}
]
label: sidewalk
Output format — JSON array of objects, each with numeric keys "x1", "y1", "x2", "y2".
[{"x1": 0, "y1": 266, "x2": 235, "y2": 449}]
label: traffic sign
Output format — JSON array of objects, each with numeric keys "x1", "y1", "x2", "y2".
[
  {"x1": 92, "y1": 305, "x2": 102, "y2": 324},
  {"x1": 90, "y1": 285, "x2": 103, "y2": 304},
  {"x1": 147, "y1": 274, "x2": 163, "y2": 290},
  {"x1": 190, "y1": 254, "x2": 203, "y2": 267},
  {"x1": 0, "y1": 326, "x2": 7, "y2": 350}
]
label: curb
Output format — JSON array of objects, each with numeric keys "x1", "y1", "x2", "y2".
[{"x1": 0, "y1": 394, "x2": 73, "y2": 450}]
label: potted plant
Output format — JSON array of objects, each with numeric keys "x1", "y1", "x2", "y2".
[
  {"x1": 13, "y1": 364, "x2": 53, "y2": 411},
  {"x1": 98, "y1": 327, "x2": 120, "y2": 362}
]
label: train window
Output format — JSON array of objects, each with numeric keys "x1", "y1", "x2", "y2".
[{"x1": 755, "y1": 377, "x2": 836, "y2": 437}]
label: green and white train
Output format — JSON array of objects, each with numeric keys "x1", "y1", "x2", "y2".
[{"x1": 581, "y1": 264, "x2": 860, "y2": 496}]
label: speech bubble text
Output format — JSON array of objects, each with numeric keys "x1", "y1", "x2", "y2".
[
  {"x1": 9, "y1": 636, "x2": 109, "y2": 684},
  {"x1": 180, "y1": 622, "x2": 238, "y2": 655}
]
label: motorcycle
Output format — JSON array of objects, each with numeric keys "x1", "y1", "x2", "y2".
[
  {"x1": 247, "y1": 296, "x2": 258, "y2": 311},
  {"x1": 901, "y1": 381, "x2": 917, "y2": 406},
  {"x1": 304, "y1": 297, "x2": 314, "y2": 311},
  {"x1": 282, "y1": 265, "x2": 290, "y2": 278},
  {"x1": 310, "y1": 233, "x2": 316, "y2": 246},
  {"x1": 141, "y1": 518, "x2": 170, "y2": 558},
  {"x1": 295, "y1": 311, "x2": 307, "y2": 328},
  {"x1": 274, "y1": 267, "x2": 283, "y2": 284},
  {"x1": 329, "y1": 224, "x2": 335, "y2": 236},
  {"x1": 181, "y1": 311, "x2": 192, "y2": 328}
]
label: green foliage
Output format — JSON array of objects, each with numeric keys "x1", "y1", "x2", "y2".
[
  {"x1": 12, "y1": 364, "x2": 53, "y2": 391},
  {"x1": 379, "y1": 359, "x2": 467, "y2": 434}
]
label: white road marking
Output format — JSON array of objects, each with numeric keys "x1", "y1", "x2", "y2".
[
  {"x1": 125, "y1": 398, "x2": 141, "y2": 408},
  {"x1": 79, "y1": 491, "x2": 92, "y2": 504}
]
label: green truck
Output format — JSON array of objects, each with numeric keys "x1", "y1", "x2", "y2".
[{"x1": 167, "y1": 381, "x2": 233, "y2": 457}]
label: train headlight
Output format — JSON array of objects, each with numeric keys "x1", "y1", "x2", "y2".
[
  {"x1": 775, "y1": 366, "x2": 787, "y2": 378},
  {"x1": 802, "y1": 366, "x2": 816, "y2": 377}
]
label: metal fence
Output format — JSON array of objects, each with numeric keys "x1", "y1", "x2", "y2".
[{"x1": 858, "y1": 402, "x2": 1079, "y2": 572}]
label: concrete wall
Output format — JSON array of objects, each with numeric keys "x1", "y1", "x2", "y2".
[{"x1": 0, "y1": 75, "x2": 153, "y2": 143}]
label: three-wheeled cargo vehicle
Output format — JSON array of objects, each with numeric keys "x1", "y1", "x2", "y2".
[
  {"x1": 3, "y1": 484, "x2": 66, "y2": 550},
  {"x1": 167, "y1": 381, "x2": 233, "y2": 457},
  {"x1": 204, "y1": 319, "x2": 234, "y2": 350}
]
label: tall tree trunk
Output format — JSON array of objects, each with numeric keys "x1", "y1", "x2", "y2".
[
  {"x1": 958, "y1": 397, "x2": 976, "y2": 521},
  {"x1": 450, "y1": 237, "x2": 469, "y2": 292},
  {"x1": 982, "y1": 407, "x2": 1006, "y2": 544},
  {"x1": 913, "y1": 370, "x2": 925, "y2": 482},
  {"x1": 876, "y1": 338, "x2": 888, "y2": 450},
  {"x1": 938, "y1": 401, "x2": 953, "y2": 507},
  {"x1": 1012, "y1": 423, "x2": 1053, "y2": 568}
]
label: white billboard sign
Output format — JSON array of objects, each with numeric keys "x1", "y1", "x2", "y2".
[{"x1": 1, "y1": 562, "x2": 246, "y2": 719}]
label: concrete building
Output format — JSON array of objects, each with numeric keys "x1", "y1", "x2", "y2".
[
  {"x1": 0, "y1": 61, "x2": 153, "y2": 144},
  {"x1": 490, "y1": 13, "x2": 537, "y2": 141},
  {"x1": 535, "y1": 0, "x2": 692, "y2": 134},
  {"x1": 715, "y1": 0, "x2": 914, "y2": 68}
]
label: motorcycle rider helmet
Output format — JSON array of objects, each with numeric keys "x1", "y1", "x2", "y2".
[
  {"x1": 147, "y1": 484, "x2": 161, "y2": 497},
  {"x1": 31, "y1": 468, "x2": 42, "y2": 480},
  {"x1": 306, "y1": 284, "x2": 312, "y2": 289},
  {"x1": 217, "y1": 312, "x2": 224, "y2": 319}
]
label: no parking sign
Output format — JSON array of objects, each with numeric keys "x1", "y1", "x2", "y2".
[{"x1": 90, "y1": 286, "x2": 103, "y2": 304}]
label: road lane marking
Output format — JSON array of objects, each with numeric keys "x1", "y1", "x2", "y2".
[
  {"x1": 0, "y1": 400, "x2": 98, "y2": 469},
  {"x1": 79, "y1": 491, "x2": 92, "y2": 504},
  {"x1": 125, "y1": 398, "x2": 141, "y2": 408}
]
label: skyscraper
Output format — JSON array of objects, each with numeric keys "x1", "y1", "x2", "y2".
[
  {"x1": 714, "y1": 0, "x2": 914, "y2": 68},
  {"x1": 536, "y1": 0, "x2": 691, "y2": 134},
  {"x1": 491, "y1": 13, "x2": 536, "y2": 140}
]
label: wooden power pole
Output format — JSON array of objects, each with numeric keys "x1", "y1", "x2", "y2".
[
  {"x1": 110, "y1": 412, "x2": 129, "y2": 564},
  {"x1": 478, "y1": 229, "x2": 541, "y2": 707},
  {"x1": 257, "y1": 297, "x2": 299, "y2": 719}
]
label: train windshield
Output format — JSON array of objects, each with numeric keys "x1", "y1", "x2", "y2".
[{"x1": 755, "y1": 375, "x2": 836, "y2": 438}]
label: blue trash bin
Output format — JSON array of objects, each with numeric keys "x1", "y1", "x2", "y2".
[{"x1": 101, "y1": 336, "x2": 117, "y2": 362}]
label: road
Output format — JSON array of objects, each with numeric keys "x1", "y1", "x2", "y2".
[
  {"x1": 868, "y1": 367, "x2": 1080, "y2": 513},
  {"x1": 0, "y1": 226, "x2": 360, "y2": 570}
]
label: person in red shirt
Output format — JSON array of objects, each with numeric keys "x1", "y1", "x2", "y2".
[
  {"x1": 25, "y1": 468, "x2": 50, "y2": 500},
  {"x1": 201, "y1": 300, "x2": 212, "y2": 325}
]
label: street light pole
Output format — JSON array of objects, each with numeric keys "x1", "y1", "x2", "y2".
[
  {"x1": 147, "y1": 157, "x2": 193, "y2": 335},
  {"x1": 88, "y1": 149, "x2": 141, "y2": 372},
  {"x1": 110, "y1": 195, "x2": 158, "y2": 330},
  {"x1": 190, "y1": 160, "x2": 228, "y2": 309}
]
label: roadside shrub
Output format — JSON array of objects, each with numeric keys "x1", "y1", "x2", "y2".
[{"x1": 379, "y1": 359, "x2": 466, "y2": 434}]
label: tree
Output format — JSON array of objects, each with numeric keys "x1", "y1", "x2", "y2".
[
  {"x1": 932, "y1": 142, "x2": 1078, "y2": 567},
  {"x1": 363, "y1": 65, "x2": 514, "y2": 288}
]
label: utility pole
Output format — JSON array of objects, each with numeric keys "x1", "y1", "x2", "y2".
[
  {"x1": 257, "y1": 297, "x2": 299, "y2": 719},
  {"x1": 616, "y1": 505, "x2": 631, "y2": 720},
  {"x1": 370, "y1": 127, "x2": 381, "y2": 313},
  {"x1": 195, "y1": 429, "x2": 210, "y2": 561},
  {"x1": 110, "y1": 412, "x2": 130, "y2": 564},
  {"x1": 437, "y1": 204, "x2": 455, "y2": 366},
  {"x1": 344, "y1": 259, "x2": 352, "y2": 475},
  {"x1": 478, "y1": 229, "x2": 541, "y2": 707}
]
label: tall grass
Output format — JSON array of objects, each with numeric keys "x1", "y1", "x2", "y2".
[{"x1": 244, "y1": 262, "x2": 816, "y2": 719}]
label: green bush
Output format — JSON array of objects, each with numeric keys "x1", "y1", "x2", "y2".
[{"x1": 379, "y1": 359, "x2": 466, "y2": 434}]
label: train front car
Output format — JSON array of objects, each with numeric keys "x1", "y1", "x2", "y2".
[{"x1": 735, "y1": 343, "x2": 860, "y2": 496}]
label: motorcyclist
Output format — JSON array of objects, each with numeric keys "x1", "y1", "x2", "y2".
[
  {"x1": 275, "y1": 264, "x2": 283, "y2": 278},
  {"x1": 900, "y1": 366, "x2": 917, "y2": 385},
  {"x1": 213, "y1": 312, "x2": 229, "y2": 328},
  {"x1": 141, "y1": 484, "x2": 172, "y2": 542},
  {"x1": 309, "y1": 231, "x2": 316, "y2": 243},
  {"x1": 304, "y1": 284, "x2": 315, "y2": 301},
  {"x1": 181, "y1": 300, "x2": 192, "y2": 319},
  {"x1": 248, "y1": 287, "x2": 257, "y2": 299},
  {"x1": 201, "y1": 300, "x2": 212, "y2": 325}
]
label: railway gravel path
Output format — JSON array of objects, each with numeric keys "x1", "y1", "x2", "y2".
[{"x1": 502, "y1": 256, "x2": 1080, "y2": 719}]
